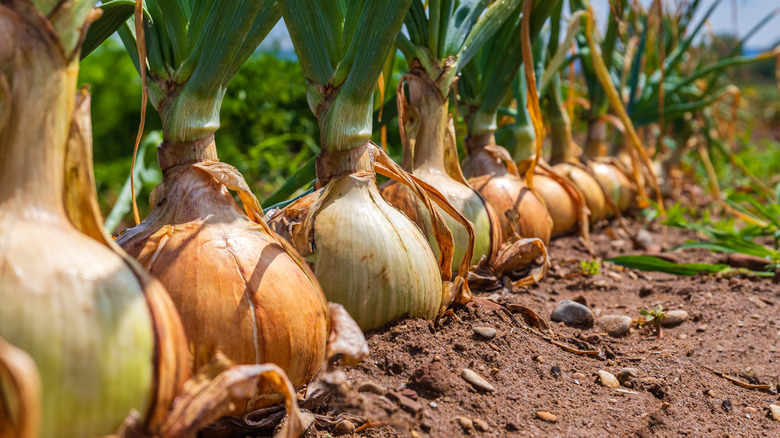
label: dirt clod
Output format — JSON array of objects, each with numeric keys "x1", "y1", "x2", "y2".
[{"x1": 409, "y1": 361, "x2": 451, "y2": 397}]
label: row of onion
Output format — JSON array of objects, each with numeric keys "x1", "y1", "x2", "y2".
[{"x1": 0, "y1": 0, "x2": 664, "y2": 437}]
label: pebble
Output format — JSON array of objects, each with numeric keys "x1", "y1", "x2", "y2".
[
  {"x1": 696, "y1": 324, "x2": 708, "y2": 332},
  {"x1": 333, "y1": 420, "x2": 355, "y2": 436},
  {"x1": 550, "y1": 300, "x2": 594, "y2": 328},
  {"x1": 661, "y1": 309, "x2": 689, "y2": 327},
  {"x1": 770, "y1": 404, "x2": 780, "y2": 421},
  {"x1": 461, "y1": 368, "x2": 495, "y2": 392},
  {"x1": 551, "y1": 365, "x2": 562, "y2": 378},
  {"x1": 473, "y1": 418, "x2": 490, "y2": 431},
  {"x1": 676, "y1": 333, "x2": 687, "y2": 340},
  {"x1": 722, "y1": 399, "x2": 733, "y2": 412},
  {"x1": 357, "y1": 381, "x2": 387, "y2": 395},
  {"x1": 598, "y1": 370, "x2": 620, "y2": 388},
  {"x1": 534, "y1": 355, "x2": 545, "y2": 363},
  {"x1": 616, "y1": 368, "x2": 639, "y2": 384},
  {"x1": 596, "y1": 315, "x2": 633, "y2": 338},
  {"x1": 456, "y1": 416, "x2": 474, "y2": 432},
  {"x1": 536, "y1": 411, "x2": 558, "y2": 422},
  {"x1": 473, "y1": 326, "x2": 497, "y2": 339}
]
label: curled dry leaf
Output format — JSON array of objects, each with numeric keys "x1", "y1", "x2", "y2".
[
  {"x1": 150, "y1": 354, "x2": 305, "y2": 438},
  {"x1": 0, "y1": 337, "x2": 41, "y2": 438},
  {"x1": 326, "y1": 303, "x2": 369, "y2": 366}
]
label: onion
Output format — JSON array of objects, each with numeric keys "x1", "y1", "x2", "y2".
[
  {"x1": 463, "y1": 136, "x2": 553, "y2": 247},
  {"x1": 533, "y1": 174, "x2": 578, "y2": 235},
  {"x1": 589, "y1": 161, "x2": 633, "y2": 214},
  {"x1": 0, "y1": 4, "x2": 189, "y2": 433},
  {"x1": 0, "y1": 336, "x2": 40, "y2": 438},
  {"x1": 114, "y1": 1, "x2": 329, "y2": 411},
  {"x1": 117, "y1": 154, "x2": 329, "y2": 409},
  {"x1": 552, "y1": 163, "x2": 609, "y2": 223},
  {"x1": 381, "y1": 68, "x2": 498, "y2": 267}
]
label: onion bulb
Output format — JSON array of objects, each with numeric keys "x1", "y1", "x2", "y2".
[
  {"x1": 589, "y1": 161, "x2": 633, "y2": 214},
  {"x1": 533, "y1": 174, "x2": 578, "y2": 235},
  {"x1": 381, "y1": 70, "x2": 498, "y2": 267},
  {"x1": 0, "y1": 6, "x2": 189, "y2": 433},
  {"x1": 270, "y1": 144, "x2": 473, "y2": 331},
  {"x1": 117, "y1": 144, "x2": 329, "y2": 410},
  {"x1": 463, "y1": 136, "x2": 553, "y2": 247},
  {"x1": 553, "y1": 162, "x2": 609, "y2": 223}
]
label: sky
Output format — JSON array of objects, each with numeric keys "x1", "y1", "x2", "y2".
[{"x1": 260, "y1": 0, "x2": 780, "y2": 53}]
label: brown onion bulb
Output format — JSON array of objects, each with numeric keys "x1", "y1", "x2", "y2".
[
  {"x1": 463, "y1": 143, "x2": 552, "y2": 247},
  {"x1": 533, "y1": 174, "x2": 578, "y2": 236},
  {"x1": 117, "y1": 152, "x2": 328, "y2": 410},
  {"x1": 589, "y1": 162, "x2": 633, "y2": 214},
  {"x1": 553, "y1": 163, "x2": 609, "y2": 223}
]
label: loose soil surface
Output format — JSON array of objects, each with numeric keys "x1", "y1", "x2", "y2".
[{"x1": 304, "y1": 220, "x2": 780, "y2": 437}]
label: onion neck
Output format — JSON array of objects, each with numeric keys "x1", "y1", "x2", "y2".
[
  {"x1": 405, "y1": 69, "x2": 449, "y2": 174},
  {"x1": 157, "y1": 135, "x2": 218, "y2": 172},
  {"x1": 315, "y1": 142, "x2": 374, "y2": 186},
  {"x1": 0, "y1": 9, "x2": 78, "y2": 221},
  {"x1": 584, "y1": 118, "x2": 607, "y2": 159},
  {"x1": 465, "y1": 133, "x2": 496, "y2": 152}
]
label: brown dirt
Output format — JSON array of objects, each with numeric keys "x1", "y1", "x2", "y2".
[{"x1": 304, "y1": 220, "x2": 780, "y2": 437}]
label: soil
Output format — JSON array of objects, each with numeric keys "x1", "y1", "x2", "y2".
[{"x1": 302, "y1": 219, "x2": 780, "y2": 437}]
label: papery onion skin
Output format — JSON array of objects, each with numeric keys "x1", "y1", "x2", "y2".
[
  {"x1": 273, "y1": 173, "x2": 443, "y2": 331},
  {"x1": 117, "y1": 161, "x2": 328, "y2": 410},
  {"x1": 553, "y1": 163, "x2": 608, "y2": 223},
  {"x1": 590, "y1": 162, "x2": 633, "y2": 214},
  {"x1": 463, "y1": 147, "x2": 552, "y2": 247},
  {"x1": 533, "y1": 174, "x2": 578, "y2": 236},
  {"x1": 382, "y1": 170, "x2": 494, "y2": 267}
]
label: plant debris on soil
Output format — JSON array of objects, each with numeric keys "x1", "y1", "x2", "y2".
[{"x1": 293, "y1": 221, "x2": 780, "y2": 437}]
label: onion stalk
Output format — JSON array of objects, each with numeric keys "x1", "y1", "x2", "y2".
[
  {"x1": 269, "y1": 0, "x2": 475, "y2": 331},
  {"x1": 458, "y1": 0, "x2": 558, "y2": 249},
  {"x1": 382, "y1": 0, "x2": 527, "y2": 268},
  {"x1": 0, "y1": 2, "x2": 190, "y2": 434},
  {"x1": 115, "y1": 0, "x2": 328, "y2": 410}
]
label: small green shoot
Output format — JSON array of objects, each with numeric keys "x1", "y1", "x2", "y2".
[
  {"x1": 579, "y1": 259, "x2": 602, "y2": 276},
  {"x1": 637, "y1": 305, "x2": 665, "y2": 338}
]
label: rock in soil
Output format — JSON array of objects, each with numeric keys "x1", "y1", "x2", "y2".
[
  {"x1": 616, "y1": 368, "x2": 640, "y2": 384},
  {"x1": 536, "y1": 411, "x2": 558, "y2": 422},
  {"x1": 598, "y1": 370, "x2": 620, "y2": 388},
  {"x1": 722, "y1": 399, "x2": 733, "y2": 412},
  {"x1": 550, "y1": 300, "x2": 594, "y2": 328},
  {"x1": 357, "y1": 381, "x2": 387, "y2": 395},
  {"x1": 473, "y1": 326, "x2": 497, "y2": 339},
  {"x1": 551, "y1": 365, "x2": 562, "y2": 378},
  {"x1": 409, "y1": 361, "x2": 451, "y2": 397},
  {"x1": 596, "y1": 315, "x2": 633, "y2": 337},
  {"x1": 473, "y1": 418, "x2": 490, "y2": 431},
  {"x1": 769, "y1": 404, "x2": 780, "y2": 421},
  {"x1": 461, "y1": 368, "x2": 495, "y2": 392},
  {"x1": 333, "y1": 420, "x2": 355, "y2": 436},
  {"x1": 456, "y1": 416, "x2": 474, "y2": 432},
  {"x1": 661, "y1": 309, "x2": 689, "y2": 327}
]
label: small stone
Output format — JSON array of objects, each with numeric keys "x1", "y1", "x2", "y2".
[
  {"x1": 705, "y1": 389, "x2": 716, "y2": 397},
  {"x1": 750, "y1": 314, "x2": 760, "y2": 319},
  {"x1": 473, "y1": 326, "x2": 497, "y2": 339},
  {"x1": 661, "y1": 310, "x2": 689, "y2": 327},
  {"x1": 596, "y1": 315, "x2": 633, "y2": 338},
  {"x1": 410, "y1": 431, "x2": 422, "y2": 438},
  {"x1": 461, "y1": 368, "x2": 495, "y2": 392},
  {"x1": 573, "y1": 295, "x2": 588, "y2": 306},
  {"x1": 536, "y1": 411, "x2": 558, "y2": 422},
  {"x1": 505, "y1": 422, "x2": 520, "y2": 432},
  {"x1": 534, "y1": 355, "x2": 545, "y2": 363},
  {"x1": 357, "y1": 381, "x2": 387, "y2": 395},
  {"x1": 769, "y1": 404, "x2": 780, "y2": 421},
  {"x1": 333, "y1": 420, "x2": 355, "y2": 436},
  {"x1": 572, "y1": 372, "x2": 586, "y2": 380},
  {"x1": 722, "y1": 399, "x2": 733, "y2": 412},
  {"x1": 551, "y1": 365, "x2": 562, "y2": 378},
  {"x1": 676, "y1": 333, "x2": 687, "y2": 340},
  {"x1": 705, "y1": 292, "x2": 713, "y2": 299},
  {"x1": 598, "y1": 370, "x2": 620, "y2": 388},
  {"x1": 456, "y1": 416, "x2": 474, "y2": 432},
  {"x1": 473, "y1": 418, "x2": 490, "y2": 432},
  {"x1": 628, "y1": 271, "x2": 639, "y2": 281},
  {"x1": 696, "y1": 324, "x2": 708, "y2": 332},
  {"x1": 607, "y1": 271, "x2": 622, "y2": 281},
  {"x1": 386, "y1": 391, "x2": 423, "y2": 415},
  {"x1": 550, "y1": 300, "x2": 594, "y2": 328},
  {"x1": 616, "y1": 368, "x2": 639, "y2": 384},
  {"x1": 743, "y1": 407, "x2": 757, "y2": 414}
]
